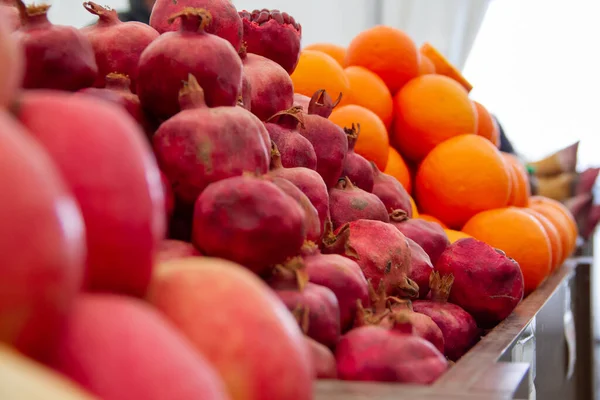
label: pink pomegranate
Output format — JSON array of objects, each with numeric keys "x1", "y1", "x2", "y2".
[
  {"x1": 77, "y1": 73, "x2": 155, "y2": 135},
  {"x1": 238, "y1": 9, "x2": 301, "y2": 74},
  {"x1": 0, "y1": 7, "x2": 22, "y2": 106},
  {"x1": 148, "y1": 257, "x2": 313, "y2": 400},
  {"x1": 293, "y1": 93, "x2": 310, "y2": 113},
  {"x1": 371, "y1": 162, "x2": 412, "y2": 215},
  {"x1": 323, "y1": 220, "x2": 419, "y2": 298},
  {"x1": 412, "y1": 272, "x2": 480, "y2": 361},
  {"x1": 329, "y1": 177, "x2": 389, "y2": 229},
  {"x1": 156, "y1": 240, "x2": 201, "y2": 263},
  {"x1": 435, "y1": 238, "x2": 524, "y2": 328},
  {"x1": 152, "y1": 75, "x2": 269, "y2": 205},
  {"x1": 13, "y1": 1, "x2": 97, "y2": 91},
  {"x1": 240, "y1": 49, "x2": 294, "y2": 121},
  {"x1": 238, "y1": 64, "x2": 252, "y2": 111},
  {"x1": 137, "y1": 8, "x2": 242, "y2": 119},
  {"x1": 406, "y1": 237, "x2": 434, "y2": 298},
  {"x1": 81, "y1": 2, "x2": 159, "y2": 90},
  {"x1": 192, "y1": 175, "x2": 306, "y2": 274},
  {"x1": 265, "y1": 107, "x2": 317, "y2": 170},
  {"x1": 335, "y1": 325, "x2": 448, "y2": 384},
  {"x1": 272, "y1": 279, "x2": 341, "y2": 349},
  {"x1": 0, "y1": 4, "x2": 19, "y2": 32},
  {"x1": 341, "y1": 124, "x2": 374, "y2": 192},
  {"x1": 268, "y1": 153, "x2": 330, "y2": 236},
  {"x1": 48, "y1": 294, "x2": 229, "y2": 400},
  {"x1": 297, "y1": 90, "x2": 348, "y2": 188},
  {"x1": 386, "y1": 299, "x2": 444, "y2": 353},
  {"x1": 301, "y1": 242, "x2": 369, "y2": 331},
  {"x1": 150, "y1": 0, "x2": 242, "y2": 51},
  {"x1": 14, "y1": 90, "x2": 165, "y2": 298},
  {"x1": 160, "y1": 171, "x2": 175, "y2": 218},
  {"x1": 0, "y1": 111, "x2": 86, "y2": 360},
  {"x1": 305, "y1": 336, "x2": 337, "y2": 379},
  {"x1": 390, "y1": 210, "x2": 450, "y2": 265}
]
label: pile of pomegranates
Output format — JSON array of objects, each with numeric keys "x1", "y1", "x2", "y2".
[{"x1": 0, "y1": 0, "x2": 527, "y2": 397}]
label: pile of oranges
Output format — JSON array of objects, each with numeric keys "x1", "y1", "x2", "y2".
[{"x1": 291, "y1": 26, "x2": 578, "y2": 295}]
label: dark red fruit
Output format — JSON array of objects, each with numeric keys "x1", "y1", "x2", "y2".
[
  {"x1": 138, "y1": 9, "x2": 242, "y2": 119},
  {"x1": 265, "y1": 106, "x2": 317, "y2": 170},
  {"x1": 13, "y1": 1, "x2": 97, "y2": 91},
  {"x1": 406, "y1": 237, "x2": 434, "y2": 299},
  {"x1": 239, "y1": 9, "x2": 301, "y2": 74},
  {"x1": 81, "y1": 2, "x2": 159, "y2": 90},
  {"x1": 297, "y1": 90, "x2": 347, "y2": 188},
  {"x1": 150, "y1": 0, "x2": 242, "y2": 51},
  {"x1": 390, "y1": 210, "x2": 450, "y2": 265},
  {"x1": 305, "y1": 336, "x2": 337, "y2": 379},
  {"x1": 152, "y1": 75, "x2": 269, "y2": 205},
  {"x1": 329, "y1": 177, "x2": 389, "y2": 229},
  {"x1": 371, "y1": 162, "x2": 412, "y2": 215},
  {"x1": 341, "y1": 123, "x2": 374, "y2": 192}
]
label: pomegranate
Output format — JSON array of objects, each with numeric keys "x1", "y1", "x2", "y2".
[
  {"x1": 390, "y1": 210, "x2": 450, "y2": 265},
  {"x1": 238, "y1": 9, "x2": 301, "y2": 74},
  {"x1": 406, "y1": 237, "x2": 434, "y2": 298},
  {"x1": 48, "y1": 294, "x2": 229, "y2": 400},
  {"x1": 305, "y1": 336, "x2": 337, "y2": 379},
  {"x1": 152, "y1": 75, "x2": 269, "y2": 205},
  {"x1": 137, "y1": 8, "x2": 242, "y2": 119},
  {"x1": 238, "y1": 63, "x2": 252, "y2": 111},
  {"x1": 0, "y1": 7, "x2": 22, "y2": 106},
  {"x1": 150, "y1": 0, "x2": 242, "y2": 50},
  {"x1": 0, "y1": 4, "x2": 19, "y2": 32},
  {"x1": 297, "y1": 90, "x2": 348, "y2": 188},
  {"x1": 0, "y1": 111, "x2": 86, "y2": 360},
  {"x1": 323, "y1": 220, "x2": 419, "y2": 298},
  {"x1": 192, "y1": 175, "x2": 306, "y2": 274},
  {"x1": 386, "y1": 299, "x2": 444, "y2": 353},
  {"x1": 435, "y1": 238, "x2": 525, "y2": 328},
  {"x1": 272, "y1": 279, "x2": 341, "y2": 349},
  {"x1": 293, "y1": 93, "x2": 310, "y2": 113},
  {"x1": 240, "y1": 49, "x2": 294, "y2": 121},
  {"x1": 268, "y1": 175, "x2": 322, "y2": 243},
  {"x1": 371, "y1": 162, "x2": 412, "y2": 215},
  {"x1": 13, "y1": 1, "x2": 97, "y2": 91},
  {"x1": 307, "y1": 88, "x2": 342, "y2": 118},
  {"x1": 160, "y1": 171, "x2": 175, "y2": 218},
  {"x1": 335, "y1": 325, "x2": 447, "y2": 384},
  {"x1": 265, "y1": 106, "x2": 317, "y2": 170},
  {"x1": 148, "y1": 257, "x2": 313, "y2": 400},
  {"x1": 81, "y1": 2, "x2": 159, "y2": 90},
  {"x1": 329, "y1": 176, "x2": 389, "y2": 229},
  {"x1": 77, "y1": 73, "x2": 155, "y2": 135},
  {"x1": 341, "y1": 123, "x2": 374, "y2": 192},
  {"x1": 268, "y1": 152, "x2": 330, "y2": 235},
  {"x1": 156, "y1": 239, "x2": 201, "y2": 263},
  {"x1": 301, "y1": 242, "x2": 369, "y2": 331},
  {"x1": 412, "y1": 272, "x2": 480, "y2": 361},
  {"x1": 14, "y1": 90, "x2": 165, "y2": 298}
]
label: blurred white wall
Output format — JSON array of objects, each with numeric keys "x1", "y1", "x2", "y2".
[{"x1": 48, "y1": 0, "x2": 490, "y2": 68}]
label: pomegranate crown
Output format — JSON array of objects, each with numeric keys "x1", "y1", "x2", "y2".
[{"x1": 308, "y1": 89, "x2": 342, "y2": 118}]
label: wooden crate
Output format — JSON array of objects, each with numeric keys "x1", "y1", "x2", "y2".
[{"x1": 314, "y1": 258, "x2": 595, "y2": 400}]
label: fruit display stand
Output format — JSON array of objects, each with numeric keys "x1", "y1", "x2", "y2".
[{"x1": 314, "y1": 255, "x2": 595, "y2": 400}]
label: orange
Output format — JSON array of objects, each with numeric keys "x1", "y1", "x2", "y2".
[
  {"x1": 419, "y1": 214, "x2": 448, "y2": 228},
  {"x1": 290, "y1": 50, "x2": 350, "y2": 100},
  {"x1": 415, "y1": 135, "x2": 511, "y2": 229},
  {"x1": 420, "y1": 42, "x2": 472, "y2": 92},
  {"x1": 409, "y1": 196, "x2": 419, "y2": 218},
  {"x1": 340, "y1": 66, "x2": 393, "y2": 128},
  {"x1": 502, "y1": 153, "x2": 531, "y2": 207},
  {"x1": 418, "y1": 54, "x2": 436, "y2": 75},
  {"x1": 345, "y1": 25, "x2": 419, "y2": 94},
  {"x1": 444, "y1": 229, "x2": 472, "y2": 243},
  {"x1": 303, "y1": 43, "x2": 346, "y2": 66},
  {"x1": 473, "y1": 101, "x2": 500, "y2": 147},
  {"x1": 384, "y1": 147, "x2": 412, "y2": 193},
  {"x1": 522, "y1": 208, "x2": 563, "y2": 272},
  {"x1": 462, "y1": 207, "x2": 552, "y2": 294},
  {"x1": 329, "y1": 105, "x2": 389, "y2": 170},
  {"x1": 528, "y1": 196, "x2": 578, "y2": 262},
  {"x1": 392, "y1": 75, "x2": 477, "y2": 162}
]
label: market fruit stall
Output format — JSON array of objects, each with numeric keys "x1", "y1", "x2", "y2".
[{"x1": 0, "y1": 1, "x2": 596, "y2": 399}]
